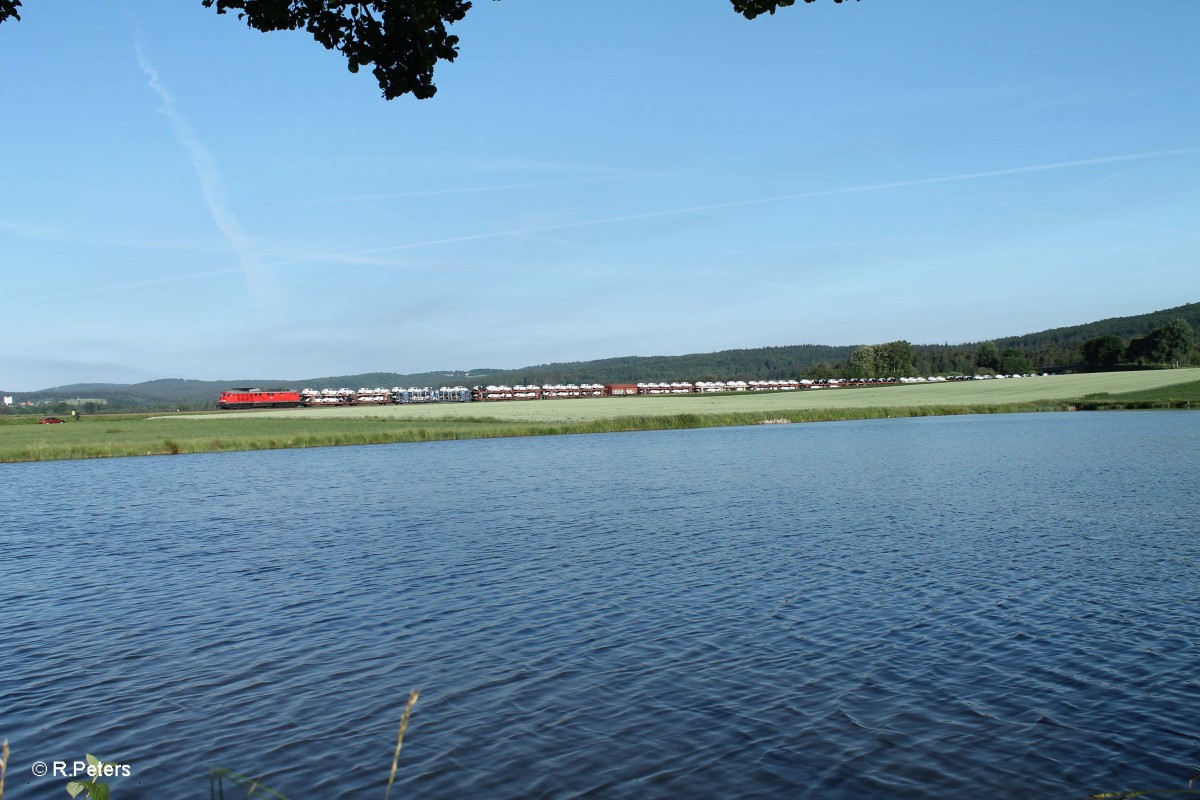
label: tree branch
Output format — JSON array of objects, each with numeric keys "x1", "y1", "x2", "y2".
[
  {"x1": 200, "y1": 0, "x2": 471, "y2": 99},
  {"x1": 0, "y1": 0, "x2": 22, "y2": 24}
]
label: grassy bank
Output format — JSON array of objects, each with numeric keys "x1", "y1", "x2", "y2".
[
  {"x1": 1071, "y1": 378, "x2": 1200, "y2": 409},
  {"x1": 0, "y1": 404, "x2": 1054, "y2": 463},
  {"x1": 2, "y1": 370, "x2": 1197, "y2": 464}
]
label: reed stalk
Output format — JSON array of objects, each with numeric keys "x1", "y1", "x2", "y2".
[{"x1": 384, "y1": 690, "x2": 420, "y2": 800}]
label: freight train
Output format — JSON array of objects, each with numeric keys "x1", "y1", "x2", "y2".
[
  {"x1": 218, "y1": 375, "x2": 994, "y2": 410},
  {"x1": 218, "y1": 374, "x2": 1041, "y2": 410}
]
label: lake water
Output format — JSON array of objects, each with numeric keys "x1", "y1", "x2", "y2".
[{"x1": 2, "y1": 411, "x2": 1198, "y2": 799}]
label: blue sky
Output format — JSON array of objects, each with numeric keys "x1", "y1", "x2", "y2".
[{"x1": 1, "y1": 1, "x2": 1197, "y2": 390}]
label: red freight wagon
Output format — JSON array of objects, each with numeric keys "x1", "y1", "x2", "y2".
[{"x1": 218, "y1": 388, "x2": 303, "y2": 409}]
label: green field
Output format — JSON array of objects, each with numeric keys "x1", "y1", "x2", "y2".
[
  {"x1": 3, "y1": 369, "x2": 1197, "y2": 463},
  {"x1": 220, "y1": 369, "x2": 1200, "y2": 422}
]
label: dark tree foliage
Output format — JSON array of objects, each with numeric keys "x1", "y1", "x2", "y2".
[
  {"x1": 997, "y1": 348, "x2": 1032, "y2": 375},
  {"x1": 913, "y1": 346, "x2": 977, "y2": 376},
  {"x1": 1124, "y1": 318, "x2": 1194, "y2": 367},
  {"x1": 732, "y1": 0, "x2": 857, "y2": 20},
  {"x1": 1080, "y1": 334, "x2": 1125, "y2": 370},
  {"x1": 876, "y1": 340, "x2": 914, "y2": 377},
  {"x1": 1125, "y1": 333, "x2": 1156, "y2": 366},
  {"x1": 732, "y1": 0, "x2": 791, "y2": 18},
  {"x1": 1156, "y1": 318, "x2": 1195, "y2": 366},
  {"x1": 975, "y1": 341, "x2": 1000, "y2": 371},
  {"x1": 203, "y1": 0, "x2": 845, "y2": 98},
  {"x1": 1, "y1": 1, "x2": 841, "y2": 99},
  {"x1": 846, "y1": 344, "x2": 877, "y2": 378},
  {"x1": 201, "y1": 0, "x2": 471, "y2": 99},
  {"x1": 806, "y1": 362, "x2": 838, "y2": 380}
]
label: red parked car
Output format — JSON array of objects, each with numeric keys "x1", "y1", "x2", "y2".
[{"x1": 39, "y1": 417, "x2": 65, "y2": 424}]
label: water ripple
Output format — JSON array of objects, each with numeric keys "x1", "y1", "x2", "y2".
[{"x1": 1, "y1": 412, "x2": 1198, "y2": 798}]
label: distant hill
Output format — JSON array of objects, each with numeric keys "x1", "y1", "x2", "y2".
[
  {"x1": 904, "y1": 302, "x2": 1200, "y2": 375},
  {"x1": 4, "y1": 302, "x2": 1195, "y2": 411},
  {"x1": 298, "y1": 370, "x2": 492, "y2": 391},
  {"x1": 994, "y1": 301, "x2": 1200, "y2": 352},
  {"x1": 466, "y1": 345, "x2": 856, "y2": 386},
  {"x1": 14, "y1": 372, "x2": 495, "y2": 409}
]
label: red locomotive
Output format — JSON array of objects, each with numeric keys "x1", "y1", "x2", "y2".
[{"x1": 218, "y1": 388, "x2": 303, "y2": 409}]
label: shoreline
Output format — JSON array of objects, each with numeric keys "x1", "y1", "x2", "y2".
[
  {"x1": 2, "y1": 395, "x2": 1194, "y2": 463},
  {"x1": 4, "y1": 369, "x2": 1196, "y2": 463}
]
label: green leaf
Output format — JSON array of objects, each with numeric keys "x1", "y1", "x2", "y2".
[{"x1": 65, "y1": 781, "x2": 86, "y2": 798}]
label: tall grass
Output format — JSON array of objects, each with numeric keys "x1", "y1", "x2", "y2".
[
  {"x1": 1072, "y1": 378, "x2": 1200, "y2": 409},
  {"x1": 384, "y1": 690, "x2": 419, "y2": 800}
]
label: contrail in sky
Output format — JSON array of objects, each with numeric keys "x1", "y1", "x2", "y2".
[
  {"x1": 328, "y1": 174, "x2": 648, "y2": 202},
  {"x1": 250, "y1": 145, "x2": 1200, "y2": 268},
  {"x1": 134, "y1": 40, "x2": 265, "y2": 300},
  {"x1": 11, "y1": 144, "x2": 1200, "y2": 305},
  {"x1": 318, "y1": 174, "x2": 660, "y2": 225}
]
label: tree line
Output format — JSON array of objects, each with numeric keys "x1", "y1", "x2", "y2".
[
  {"x1": 1078, "y1": 318, "x2": 1196, "y2": 371},
  {"x1": 819, "y1": 318, "x2": 1197, "y2": 379}
]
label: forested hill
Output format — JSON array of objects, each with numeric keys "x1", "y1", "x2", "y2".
[
  {"x1": 907, "y1": 301, "x2": 1200, "y2": 376},
  {"x1": 994, "y1": 302, "x2": 1200, "y2": 352},
  {"x1": 469, "y1": 345, "x2": 856, "y2": 386}
]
